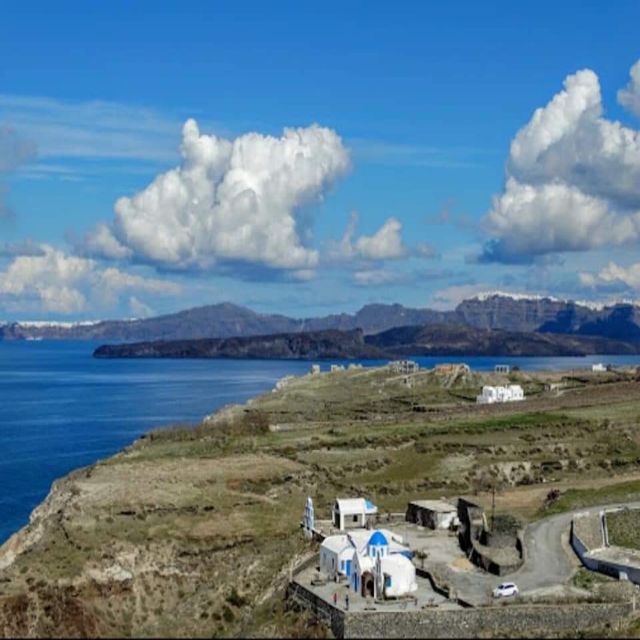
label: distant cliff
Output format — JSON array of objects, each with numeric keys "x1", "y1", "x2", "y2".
[
  {"x1": 94, "y1": 329, "x2": 388, "y2": 360},
  {"x1": 95, "y1": 324, "x2": 640, "y2": 360},
  {"x1": 5, "y1": 293, "x2": 640, "y2": 345},
  {"x1": 366, "y1": 323, "x2": 640, "y2": 357}
]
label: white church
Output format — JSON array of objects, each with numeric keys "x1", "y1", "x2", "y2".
[
  {"x1": 303, "y1": 496, "x2": 417, "y2": 599},
  {"x1": 476, "y1": 384, "x2": 524, "y2": 404},
  {"x1": 319, "y1": 528, "x2": 417, "y2": 599}
]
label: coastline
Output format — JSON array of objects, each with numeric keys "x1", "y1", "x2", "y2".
[{"x1": 1, "y1": 363, "x2": 640, "y2": 636}]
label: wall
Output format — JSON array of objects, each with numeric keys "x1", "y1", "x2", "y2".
[
  {"x1": 286, "y1": 581, "x2": 345, "y2": 638},
  {"x1": 457, "y1": 498, "x2": 523, "y2": 576},
  {"x1": 342, "y1": 602, "x2": 634, "y2": 638},
  {"x1": 571, "y1": 515, "x2": 640, "y2": 584},
  {"x1": 288, "y1": 577, "x2": 634, "y2": 638}
]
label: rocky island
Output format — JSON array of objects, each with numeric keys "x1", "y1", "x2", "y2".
[{"x1": 94, "y1": 324, "x2": 640, "y2": 360}]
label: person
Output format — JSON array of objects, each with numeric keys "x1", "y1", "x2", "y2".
[
  {"x1": 333, "y1": 592, "x2": 337, "y2": 606},
  {"x1": 345, "y1": 593, "x2": 349, "y2": 611}
]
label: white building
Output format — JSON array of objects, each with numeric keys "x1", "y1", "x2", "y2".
[
  {"x1": 332, "y1": 497, "x2": 378, "y2": 530},
  {"x1": 406, "y1": 499, "x2": 458, "y2": 530},
  {"x1": 476, "y1": 384, "x2": 524, "y2": 404},
  {"x1": 319, "y1": 534, "x2": 353, "y2": 579},
  {"x1": 310, "y1": 364, "x2": 321, "y2": 375},
  {"x1": 350, "y1": 530, "x2": 417, "y2": 599},
  {"x1": 320, "y1": 529, "x2": 417, "y2": 599},
  {"x1": 592, "y1": 363, "x2": 607, "y2": 372},
  {"x1": 388, "y1": 360, "x2": 419, "y2": 375}
]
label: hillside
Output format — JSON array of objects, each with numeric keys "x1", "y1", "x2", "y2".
[{"x1": 3, "y1": 364, "x2": 640, "y2": 635}]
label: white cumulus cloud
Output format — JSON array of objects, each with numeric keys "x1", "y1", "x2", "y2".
[
  {"x1": 0, "y1": 245, "x2": 179, "y2": 315},
  {"x1": 481, "y1": 63, "x2": 640, "y2": 262},
  {"x1": 328, "y1": 212, "x2": 408, "y2": 262},
  {"x1": 618, "y1": 59, "x2": 640, "y2": 118},
  {"x1": 87, "y1": 119, "x2": 350, "y2": 273},
  {"x1": 580, "y1": 261, "x2": 640, "y2": 291}
]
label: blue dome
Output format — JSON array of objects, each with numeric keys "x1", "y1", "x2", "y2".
[{"x1": 368, "y1": 531, "x2": 388, "y2": 546}]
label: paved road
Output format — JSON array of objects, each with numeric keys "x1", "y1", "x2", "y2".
[{"x1": 443, "y1": 501, "x2": 640, "y2": 605}]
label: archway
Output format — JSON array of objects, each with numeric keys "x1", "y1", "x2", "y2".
[{"x1": 361, "y1": 571, "x2": 375, "y2": 598}]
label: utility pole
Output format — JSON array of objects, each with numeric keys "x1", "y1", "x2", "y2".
[{"x1": 491, "y1": 484, "x2": 496, "y2": 531}]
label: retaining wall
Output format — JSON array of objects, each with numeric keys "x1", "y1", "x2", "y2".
[
  {"x1": 342, "y1": 602, "x2": 634, "y2": 638},
  {"x1": 286, "y1": 580, "x2": 345, "y2": 638},
  {"x1": 571, "y1": 513, "x2": 640, "y2": 583}
]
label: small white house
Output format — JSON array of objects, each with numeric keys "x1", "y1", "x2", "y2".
[
  {"x1": 406, "y1": 499, "x2": 458, "y2": 530},
  {"x1": 592, "y1": 363, "x2": 607, "y2": 372},
  {"x1": 310, "y1": 364, "x2": 321, "y2": 375},
  {"x1": 319, "y1": 534, "x2": 353, "y2": 580},
  {"x1": 332, "y1": 497, "x2": 378, "y2": 530},
  {"x1": 476, "y1": 384, "x2": 524, "y2": 404}
]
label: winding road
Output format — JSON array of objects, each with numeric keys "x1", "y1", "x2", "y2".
[{"x1": 445, "y1": 501, "x2": 640, "y2": 605}]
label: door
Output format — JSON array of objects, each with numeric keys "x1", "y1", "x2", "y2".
[
  {"x1": 361, "y1": 571, "x2": 375, "y2": 598},
  {"x1": 345, "y1": 559, "x2": 352, "y2": 577}
]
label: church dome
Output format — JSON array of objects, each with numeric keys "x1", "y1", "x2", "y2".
[{"x1": 368, "y1": 530, "x2": 388, "y2": 546}]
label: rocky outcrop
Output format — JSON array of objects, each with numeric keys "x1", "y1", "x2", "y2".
[
  {"x1": 365, "y1": 324, "x2": 640, "y2": 356},
  {"x1": 94, "y1": 329, "x2": 388, "y2": 359}
]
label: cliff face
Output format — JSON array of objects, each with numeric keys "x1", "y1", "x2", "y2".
[{"x1": 454, "y1": 296, "x2": 590, "y2": 333}]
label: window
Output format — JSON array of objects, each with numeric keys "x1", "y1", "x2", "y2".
[
  {"x1": 353, "y1": 515, "x2": 358, "y2": 522},
  {"x1": 385, "y1": 576, "x2": 391, "y2": 587}
]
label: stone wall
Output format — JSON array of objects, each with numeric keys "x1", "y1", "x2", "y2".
[
  {"x1": 286, "y1": 581, "x2": 345, "y2": 638},
  {"x1": 342, "y1": 602, "x2": 634, "y2": 638}
]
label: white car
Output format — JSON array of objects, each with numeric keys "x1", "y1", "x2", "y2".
[{"x1": 492, "y1": 582, "x2": 519, "y2": 598}]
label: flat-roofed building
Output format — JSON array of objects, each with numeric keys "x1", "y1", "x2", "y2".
[{"x1": 405, "y1": 499, "x2": 459, "y2": 530}]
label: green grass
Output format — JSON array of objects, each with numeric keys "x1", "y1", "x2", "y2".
[
  {"x1": 572, "y1": 568, "x2": 614, "y2": 590},
  {"x1": 605, "y1": 508, "x2": 640, "y2": 551},
  {"x1": 541, "y1": 479, "x2": 640, "y2": 516}
]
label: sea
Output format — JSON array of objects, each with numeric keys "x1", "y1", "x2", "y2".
[{"x1": 1, "y1": 340, "x2": 640, "y2": 545}]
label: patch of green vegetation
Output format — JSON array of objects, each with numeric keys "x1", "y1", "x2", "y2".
[
  {"x1": 540, "y1": 479, "x2": 640, "y2": 516},
  {"x1": 572, "y1": 567, "x2": 614, "y2": 590},
  {"x1": 605, "y1": 508, "x2": 640, "y2": 551}
]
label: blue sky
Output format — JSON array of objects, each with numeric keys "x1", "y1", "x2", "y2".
[{"x1": 1, "y1": 1, "x2": 640, "y2": 319}]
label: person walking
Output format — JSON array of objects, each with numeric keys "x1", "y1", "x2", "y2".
[
  {"x1": 345, "y1": 593, "x2": 349, "y2": 611},
  {"x1": 333, "y1": 592, "x2": 337, "y2": 606}
]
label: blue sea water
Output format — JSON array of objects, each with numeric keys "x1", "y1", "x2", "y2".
[{"x1": 1, "y1": 340, "x2": 639, "y2": 545}]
